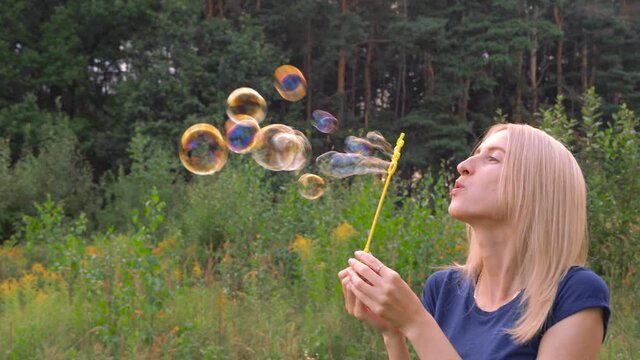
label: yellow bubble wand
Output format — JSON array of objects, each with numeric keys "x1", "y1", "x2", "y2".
[{"x1": 363, "y1": 132, "x2": 405, "y2": 253}]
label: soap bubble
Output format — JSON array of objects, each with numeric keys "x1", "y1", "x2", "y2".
[
  {"x1": 179, "y1": 123, "x2": 228, "y2": 175},
  {"x1": 274, "y1": 65, "x2": 306, "y2": 102},
  {"x1": 311, "y1": 110, "x2": 338, "y2": 134},
  {"x1": 298, "y1": 173, "x2": 325, "y2": 200},
  {"x1": 316, "y1": 151, "x2": 389, "y2": 179},
  {"x1": 225, "y1": 115, "x2": 260, "y2": 154},
  {"x1": 252, "y1": 124, "x2": 311, "y2": 171},
  {"x1": 226, "y1": 87, "x2": 267, "y2": 123}
]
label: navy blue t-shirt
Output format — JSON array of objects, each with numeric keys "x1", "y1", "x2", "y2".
[{"x1": 421, "y1": 266, "x2": 610, "y2": 359}]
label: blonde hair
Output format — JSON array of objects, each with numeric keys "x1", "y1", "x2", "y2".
[{"x1": 460, "y1": 123, "x2": 588, "y2": 344}]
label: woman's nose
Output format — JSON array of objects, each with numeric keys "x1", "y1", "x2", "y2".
[{"x1": 457, "y1": 157, "x2": 472, "y2": 175}]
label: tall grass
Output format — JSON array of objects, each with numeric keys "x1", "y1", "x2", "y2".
[{"x1": 0, "y1": 89, "x2": 638, "y2": 358}]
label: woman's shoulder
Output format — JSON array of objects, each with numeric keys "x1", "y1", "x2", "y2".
[
  {"x1": 557, "y1": 266, "x2": 609, "y2": 297},
  {"x1": 546, "y1": 266, "x2": 611, "y2": 333},
  {"x1": 425, "y1": 267, "x2": 468, "y2": 289}
]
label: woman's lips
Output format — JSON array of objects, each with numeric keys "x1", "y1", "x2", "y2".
[{"x1": 451, "y1": 180, "x2": 464, "y2": 195}]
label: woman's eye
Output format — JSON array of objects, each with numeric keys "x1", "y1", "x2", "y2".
[{"x1": 488, "y1": 156, "x2": 499, "y2": 162}]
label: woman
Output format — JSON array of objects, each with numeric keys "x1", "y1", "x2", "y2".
[{"x1": 338, "y1": 123, "x2": 610, "y2": 359}]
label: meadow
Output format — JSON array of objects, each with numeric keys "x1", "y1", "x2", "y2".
[{"x1": 0, "y1": 92, "x2": 638, "y2": 359}]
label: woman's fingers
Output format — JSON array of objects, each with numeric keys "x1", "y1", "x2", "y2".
[
  {"x1": 354, "y1": 250, "x2": 387, "y2": 276},
  {"x1": 348, "y1": 257, "x2": 382, "y2": 287}
]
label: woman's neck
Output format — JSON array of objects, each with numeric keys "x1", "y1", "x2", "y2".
[{"x1": 472, "y1": 226, "x2": 523, "y2": 311}]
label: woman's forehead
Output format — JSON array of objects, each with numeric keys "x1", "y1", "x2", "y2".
[{"x1": 478, "y1": 130, "x2": 508, "y2": 152}]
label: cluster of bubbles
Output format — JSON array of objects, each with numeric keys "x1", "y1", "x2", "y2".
[{"x1": 179, "y1": 64, "x2": 394, "y2": 200}]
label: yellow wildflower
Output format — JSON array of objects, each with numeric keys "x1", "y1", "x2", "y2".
[
  {"x1": 152, "y1": 236, "x2": 176, "y2": 256},
  {"x1": 35, "y1": 291, "x2": 47, "y2": 304},
  {"x1": 173, "y1": 269, "x2": 182, "y2": 283},
  {"x1": 0, "y1": 279, "x2": 18, "y2": 294},
  {"x1": 85, "y1": 246, "x2": 98, "y2": 257},
  {"x1": 19, "y1": 273, "x2": 36, "y2": 287},
  {"x1": 31, "y1": 263, "x2": 46, "y2": 275},
  {"x1": 192, "y1": 261, "x2": 202, "y2": 278},
  {"x1": 170, "y1": 325, "x2": 179, "y2": 336},
  {"x1": 332, "y1": 221, "x2": 358, "y2": 242},
  {"x1": 291, "y1": 235, "x2": 312, "y2": 260}
]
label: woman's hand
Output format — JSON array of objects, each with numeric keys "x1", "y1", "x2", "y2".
[
  {"x1": 344, "y1": 250, "x2": 427, "y2": 336},
  {"x1": 338, "y1": 266, "x2": 401, "y2": 336}
]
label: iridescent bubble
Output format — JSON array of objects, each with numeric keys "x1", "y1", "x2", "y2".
[
  {"x1": 298, "y1": 173, "x2": 325, "y2": 200},
  {"x1": 366, "y1": 131, "x2": 394, "y2": 156},
  {"x1": 225, "y1": 115, "x2": 260, "y2": 154},
  {"x1": 315, "y1": 151, "x2": 389, "y2": 179},
  {"x1": 311, "y1": 110, "x2": 338, "y2": 134},
  {"x1": 345, "y1": 136, "x2": 374, "y2": 156},
  {"x1": 274, "y1": 65, "x2": 307, "y2": 102},
  {"x1": 226, "y1": 87, "x2": 267, "y2": 123},
  {"x1": 252, "y1": 124, "x2": 312, "y2": 171},
  {"x1": 179, "y1": 123, "x2": 228, "y2": 175}
]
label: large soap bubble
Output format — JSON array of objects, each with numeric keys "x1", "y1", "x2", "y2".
[
  {"x1": 274, "y1": 65, "x2": 307, "y2": 102},
  {"x1": 179, "y1": 123, "x2": 228, "y2": 175},
  {"x1": 252, "y1": 124, "x2": 311, "y2": 171},
  {"x1": 226, "y1": 87, "x2": 267, "y2": 123}
]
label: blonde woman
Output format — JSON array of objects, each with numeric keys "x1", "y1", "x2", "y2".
[{"x1": 338, "y1": 123, "x2": 610, "y2": 359}]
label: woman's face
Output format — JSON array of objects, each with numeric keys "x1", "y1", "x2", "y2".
[{"x1": 448, "y1": 130, "x2": 508, "y2": 225}]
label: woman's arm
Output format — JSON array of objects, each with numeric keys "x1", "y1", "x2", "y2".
[
  {"x1": 537, "y1": 308, "x2": 604, "y2": 360},
  {"x1": 339, "y1": 268, "x2": 411, "y2": 359},
  {"x1": 347, "y1": 251, "x2": 461, "y2": 360}
]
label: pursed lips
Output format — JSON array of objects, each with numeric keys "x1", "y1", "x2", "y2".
[{"x1": 451, "y1": 180, "x2": 464, "y2": 195}]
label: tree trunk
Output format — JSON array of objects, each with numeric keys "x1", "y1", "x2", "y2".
[
  {"x1": 305, "y1": 19, "x2": 312, "y2": 120},
  {"x1": 364, "y1": 34, "x2": 373, "y2": 129},
  {"x1": 553, "y1": 4, "x2": 563, "y2": 96},
  {"x1": 256, "y1": 0, "x2": 261, "y2": 11},
  {"x1": 589, "y1": 44, "x2": 597, "y2": 88},
  {"x1": 203, "y1": 0, "x2": 224, "y2": 19},
  {"x1": 581, "y1": 36, "x2": 588, "y2": 92},
  {"x1": 515, "y1": 51, "x2": 524, "y2": 121},
  {"x1": 337, "y1": 0, "x2": 347, "y2": 120},
  {"x1": 400, "y1": 51, "x2": 407, "y2": 118},
  {"x1": 395, "y1": 51, "x2": 406, "y2": 119},
  {"x1": 530, "y1": 43, "x2": 538, "y2": 112},
  {"x1": 457, "y1": 77, "x2": 471, "y2": 122},
  {"x1": 350, "y1": 56, "x2": 357, "y2": 118},
  {"x1": 424, "y1": 51, "x2": 434, "y2": 99}
]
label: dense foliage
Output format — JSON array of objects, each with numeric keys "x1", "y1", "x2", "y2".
[{"x1": 0, "y1": 0, "x2": 638, "y2": 358}]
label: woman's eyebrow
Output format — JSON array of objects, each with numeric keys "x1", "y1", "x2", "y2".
[{"x1": 474, "y1": 146, "x2": 506, "y2": 155}]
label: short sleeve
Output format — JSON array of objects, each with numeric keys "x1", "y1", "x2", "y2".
[
  {"x1": 421, "y1": 270, "x2": 447, "y2": 315},
  {"x1": 546, "y1": 267, "x2": 611, "y2": 339}
]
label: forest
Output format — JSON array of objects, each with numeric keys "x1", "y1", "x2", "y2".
[{"x1": 0, "y1": 0, "x2": 638, "y2": 358}]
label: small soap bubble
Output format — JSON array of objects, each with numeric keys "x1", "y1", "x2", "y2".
[
  {"x1": 179, "y1": 123, "x2": 228, "y2": 175},
  {"x1": 274, "y1": 65, "x2": 307, "y2": 102},
  {"x1": 311, "y1": 110, "x2": 338, "y2": 134},
  {"x1": 366, "y1": 131, "x2": 394, "y2": 156},
  {"x1": 252, "y1": 124, "x2": 312, "y2": 171},
  {"x1": 225, "y1": 115, "x2": 260, "y2": 154},
  {"x1": 298, "y1": 173, "x2": 325, "y2": 200},
  {"x1": 316, "y1": 151, "x2": 389, "y2": 179},
  {"x1": 226, "y1": 87, "x2": 267, "y2": 123},
  {"x1": 345, "y1": 136, "x2": 373, "y2": 156}
]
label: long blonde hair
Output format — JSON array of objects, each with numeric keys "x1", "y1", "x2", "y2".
[{"x1": 460, "y1": 123, "x2": 588, "y2": 344}]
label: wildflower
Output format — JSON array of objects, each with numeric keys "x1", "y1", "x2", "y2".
[
  {"x1": 291, "y1": 234, "x2": 312, "y2": 260},
  {"x1": 173, "y1": 269, "x2": 182, "y2": 283},
  {"x1": 19, "y1": 273, "x2": 36, "y2": 287},
  {"x1": 152, "y1": 236, "x2": 176, "y2": 256},
  {"x1": 35, "y1": 291, "x2": 47, "y2": 304},
  {"x1": 0, "y1": 279, "x2": 18, "y2": 294},
  {"x1": 170, "y1": 325, "x2": 180, "y2": 336},
  {"x1": 192, "y1": 261, "x2": 202, "y2": 278},
  {"x1": 85, "y1": 246, "x2": 98, "y2": 257},
  {"x1": 31, "y1": 263, "x2": 46, "y2": 275},
  {"x1": 332, "y1": 221, "x2": 358, "y2": 242},
  {"x1": 133, "y1": 309, "x2": 144, "y2": 320}
]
